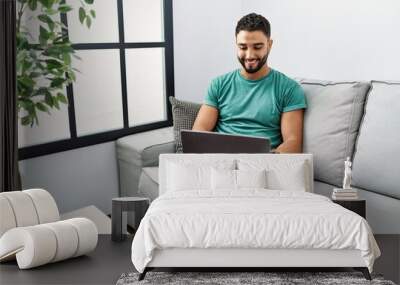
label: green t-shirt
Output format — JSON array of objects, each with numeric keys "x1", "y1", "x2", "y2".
[{"x1": 204, "y1": 68, "x2": 307, "y2": 148}]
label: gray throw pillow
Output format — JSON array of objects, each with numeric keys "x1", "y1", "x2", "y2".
[
  {"x1": 169, "y1": 96, "x2": 201, "y2": 152},
  {"x1": 298, "y1": 79, "x2": 371, "y2": 187}
]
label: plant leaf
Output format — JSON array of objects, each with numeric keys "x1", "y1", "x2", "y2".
[
  {"x1": 67, "y1": 70, "x2": 76, "y2": 81},
  {"x1": 57, "y1": 93, "x2": 68, "y2": 104},
  {"x1": 18, "y1": 76, "x2": 35, "y2": 89},
  {"x1": 53, "y1": 96, "x2": 60, "y2": 109},
  {"x1": 36, "y1": 102, "x2": 49, "y2": 113},
  {"x1": 19, "y1": 98, "x2": 35, "y2": 110},
  {"x1": 22, "y1": 60, "x2": 33, "y2": 71},
  {"x1": 29, "y1": 72, "x2": 41, "y2": 78},
  {"x1": 17, "y1": 0, "x2": 97, "y2": 126},
  {"x1": 86, "y1": 16, "x2": 91, "y2": 28},
  {"x1": 62, "y1": 53, "x2": 71, "y2": 65},
  {"x1": 39, "y1": 0, "x2": 51, "y2": 9},
  {"x1": 58, "y1": 5, "x2": 73, "y2": 13},
  {"x1": 44, "y1": 92, "x2": 54, "y2": 107},
  {"x1": 38, "y1": 14, "x2": 52, "y2": 24},
  {"x1": 45, "y1": 8, "x2": 58, "y2": 15},
  {"x1": 79, "y1": 7, "x2": 86, "y2": 24},
  {"x1": 39, "y1": 26, "x2": 50, "y2": 45},
  {"x1": 46, "y1": 59, "x2": 63, "y2": 69},
  {"x1": 50, "y1": 77, "x2": 65, "y2": 88},
  {"x1": 33, "y1": 111, "x2": 39, "y2": 126},
  {"x1": 28, "y1": 0, "x2": 38, "y2": 11},
  {"x1": 21, "y1": 115, "x2": 32, "y2": 126},
  {"x1": 38, "y1": 14, "x2": 55, "y2": 31}
]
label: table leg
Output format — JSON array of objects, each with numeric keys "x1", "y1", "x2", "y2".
[{"x1": 112, "y1": 201, "x2": 123, "y2": 241}]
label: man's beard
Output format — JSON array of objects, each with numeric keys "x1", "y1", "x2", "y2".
[{"x1": 238, "y1": 52, "x2": 269, "y2": 74}]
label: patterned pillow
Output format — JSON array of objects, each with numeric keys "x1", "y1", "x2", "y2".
[{"x1": 169, "y1": 96, "x2": 201, "y2": 152}]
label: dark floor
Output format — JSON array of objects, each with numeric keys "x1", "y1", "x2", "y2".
[
  {"x1": 374, "y1": 235, "x2": 400, "y2": 284},
  {"x1": 0, "y1": 235, "x2": 134, "y2": 285},
  {"x1": 0, "y1": 235, "x2": 399, "y2": 285}
]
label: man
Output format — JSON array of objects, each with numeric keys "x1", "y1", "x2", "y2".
[{"x1": 192, "y1": 13, "x2": 306, "y2": 153}]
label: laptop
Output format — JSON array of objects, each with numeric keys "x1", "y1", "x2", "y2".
[{"x1": 181, "y1": 130, "x2": 271, "y2": 153}]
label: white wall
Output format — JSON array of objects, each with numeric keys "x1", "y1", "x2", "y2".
[
  {"x1": 173, "y1": 0, "x2": 242, "y2": 103},
  {"x1": 241, "y1": 0, "x2": 400, "y2": 82},
  {"x1": 174, "y1": 0, "x2": 400, "y2": 103},
  {"x1": 19, "y1": 142, "x2": 119, "y2": 214}
]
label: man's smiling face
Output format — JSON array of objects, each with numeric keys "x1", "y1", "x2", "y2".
[{"x1": 236, "y1": 30, "x2": 273, "y2": 74}]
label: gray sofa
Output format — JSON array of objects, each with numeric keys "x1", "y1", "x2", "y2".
[{"x1": 116, "y1": 80, "x2": 400, "y2": 234}]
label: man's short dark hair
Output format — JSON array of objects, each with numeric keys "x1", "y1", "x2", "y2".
[{"x1": 235, "y1": 13, "x2": 271, "y2": 38}]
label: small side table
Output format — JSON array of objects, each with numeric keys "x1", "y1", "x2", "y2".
[
  {"x1": 332, "y1": 199, "x2": 366, "y2": 218},
  {"x1": 112, "y1": 197, "x2": 150, "y2": 242}
]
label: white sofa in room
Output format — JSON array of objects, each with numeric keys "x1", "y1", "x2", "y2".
[
  {"x1": 0, "y1": 189, "x2": 98, "y2": 269},
  {"x1": 116, "y1": 80, "x2": 400, "y2": 234}
]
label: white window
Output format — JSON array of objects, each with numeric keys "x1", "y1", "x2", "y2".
[{"x1": 19, "y1": 0, "x2": 174, "y2": 159}]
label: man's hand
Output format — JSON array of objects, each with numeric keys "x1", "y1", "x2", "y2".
[
  {"x1": 192, "y1": 105, "x2": 219, "y2": 131},
  {"x1": 276, "y1": 109, "x2": 304, "y2": 153}
]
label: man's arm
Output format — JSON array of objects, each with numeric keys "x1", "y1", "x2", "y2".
[
  {"x1": 192, "y1": 105, "x2": 219, "y2": 131},
  {"x1": 275, "y1": 109, "x2": 304, "y2": 153}
]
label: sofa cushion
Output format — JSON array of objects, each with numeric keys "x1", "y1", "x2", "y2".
[
  {"x1": 116, "y1": 127, "x2": 175, "y2": 167},
  {"x1": 116, "y1": 127, "x2": 174, "y2": 199},
  {"x1": 138, "y1": 167, "x2": 159, "y2": 201},
  {"x1": 169, "y1": 96, "x2": 201, "y2": 153},
  {"x1": 298, "y1": 79, "x2": 370, "y2": 187},
  {"x1": 352, "y1": 81, "x2": 400, "y2": 199}
]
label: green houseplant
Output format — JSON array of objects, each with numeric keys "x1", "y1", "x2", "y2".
[{"x1": 16, "y1": 0, "x2": 96, "y2": 126}]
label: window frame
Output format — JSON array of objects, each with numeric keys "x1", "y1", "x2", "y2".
[{"x1": 19, "y1": 0, "x2": 174, "y2": 160}]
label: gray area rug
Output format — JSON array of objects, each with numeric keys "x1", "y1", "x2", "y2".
[{"x1": 116, "y1": 271, "x2": 396, "y2": 285}]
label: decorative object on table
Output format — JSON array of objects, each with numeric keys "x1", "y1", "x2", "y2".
[
  {"x1": 116, "y1": 271, "x2": 395, "y2": 285},
  {"x1": 332, "y1": 199, "x2": 366, "y2": 218},
  {"x1": 112, "y1": 197, "x2": 150, "y2": 242},
  {"x1": 16, "y1": 0, "x2": 96, "y2": 126},
  {"x1": 332, "y1": 187, "x2": 359, "y2": 200},
  {"x1": 332, "y1": 157, "x2": 359, "y2": 200},
  {"x1": 343, "y1": 156, "x2": 353, "y2": 189},
  {"x1": 0, "y1": 189, "x2": 98, "y2": 269}
]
